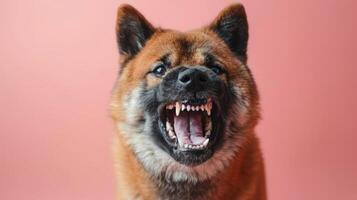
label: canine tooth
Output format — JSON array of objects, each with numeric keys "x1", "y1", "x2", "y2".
[
  {"x1": 181, "y1": 104, "x2": 186, "y2": 111},
  {"x1": 195, "y1": 106, "x2": 199, "y2": 111},
  {"x1": 184, "y1": 144, "x2": 189, "y2": 148},
  {"x1": 168, "y1": 130, "x2": 176, "y2": 139},
  {"x1": 178, "y1": 140, "x2": 183, "y2": 147},
  {"x1": 203, "y1": 138, "x2": 209, "y2": 146},
  {"x1": 166, "y1": 121, "x2": 173, "y2": 131},
  {"x1": 176, "y1": 102, "x2": 181, "y2": 116},
  {"x1": 207, "y1": 108, "x2": 211, "y2": 116},
  {"x1": 186, "y1": 105, "x2": 191, "y2": 111},
  {"x1": 200, "y1": 105, "x2": 205, "y2": 111},
  {"x1": 205, "y1": 102, "x2": 212, "y2": 116}
]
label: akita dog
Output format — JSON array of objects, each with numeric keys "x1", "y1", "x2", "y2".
[{"x1": 111, "y1": 4, "x2": 266, "y2": 200}]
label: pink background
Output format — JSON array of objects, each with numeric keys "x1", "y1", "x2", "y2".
[{"x1": 1, "y1": 0, "x2": 356, "y2": 199}]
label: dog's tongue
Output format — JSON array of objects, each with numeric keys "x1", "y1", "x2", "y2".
[{"x1": 173, "y1": 112, "x2": 206, "y2": 145}]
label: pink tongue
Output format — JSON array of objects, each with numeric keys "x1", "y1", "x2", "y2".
[{"x1": 173, "y1": 111, "x2": 206, "y2": 145}]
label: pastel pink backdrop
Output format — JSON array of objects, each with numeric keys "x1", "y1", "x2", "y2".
[{"x1": 1, "y1": 0, "x2": 356, "y2": 199}]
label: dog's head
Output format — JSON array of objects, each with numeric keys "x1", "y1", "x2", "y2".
[{"x1": 111, "y1": 4, "x2": 259, "y2": 182}]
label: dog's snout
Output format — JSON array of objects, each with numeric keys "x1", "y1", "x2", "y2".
[{"x1": 178, "y1": 68, "x2": 209, "y2": 88}]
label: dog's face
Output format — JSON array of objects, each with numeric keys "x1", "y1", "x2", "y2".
[{"x1": 111, "y1": 4, "x2": 259, "y2": 181}]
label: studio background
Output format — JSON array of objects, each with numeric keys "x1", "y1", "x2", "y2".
[{"x1": 1, "y1": 0, "x2": 356, "y2": 199}]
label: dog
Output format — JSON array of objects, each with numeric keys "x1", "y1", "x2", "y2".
[{"x1": 110, "y1": 3, "x2": 266, "y2": 200}]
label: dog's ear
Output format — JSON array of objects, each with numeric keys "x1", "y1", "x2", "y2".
[
  {"x1": 208, "y1": 4, "x2": 249, "y2": 63},
  {"x1": 116, "y1": 4, "x2": 155, "y2": 58}
]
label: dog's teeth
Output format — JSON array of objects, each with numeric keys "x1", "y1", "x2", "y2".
[
  {"x1": 205, "y1": 102, "x2": 212, "y2": 116},
  {"x1": 206, "y1": 106, "x2": 211, "y2": 116},
  {"x1": 184, "y1": 144, "x2": 189, "y2": 148},
  {"x1": 181, "y1": 104, "x2": 186, "y2": 111},
  {"x1": 192, "y1": 106, "x2": 196, "y2": 111},
  {"x1": 178, "y1": 140, "x2": 183, "y2": 147},
  {"x1": 168, "y1": 130, "x2": 176, "y2": 139},
  {"x1": 166, "y1": 122, "x2": 172, "y2": 131},
  {"x1": 203, "y1": 138, "x2": 209, "y2": 146},
  {"x1": 200, "y1": 105, "x2": 205, "y2": 111},
  {"x1": 166, "y1": 121, "x2": 173, "y2": 131},
  {"x1": 195, "y1": 106, "x2": 199, "y2": 111},
  {"x1": 176, "y1": 102, "x2": 181, "y2": 116},
  {"x1": 186, "y1": 105, "x2": 191, "y2": 111}
]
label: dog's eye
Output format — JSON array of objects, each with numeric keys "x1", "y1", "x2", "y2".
[
  {"x1": 210, "y1": 65, "x2": 224, "y2": 75},
  {"x1": 152, "y1": 63, "x2": 167, "y2": 77}
]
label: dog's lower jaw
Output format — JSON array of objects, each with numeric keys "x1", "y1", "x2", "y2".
[{"x1": 113, "y1": 131, "x2": 266, "y2": 200}]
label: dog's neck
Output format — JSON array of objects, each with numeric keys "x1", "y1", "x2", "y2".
[
  {"x1": 152, "y1": 173, "x2": 217, "y2": 200},
  {"x1": 150, "y1": 148, "x2": 246, "y2": 200}
]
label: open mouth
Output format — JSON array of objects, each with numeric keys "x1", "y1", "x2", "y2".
[{"x1": 161, "y1": 98, "x2": 213, "y2": 151}]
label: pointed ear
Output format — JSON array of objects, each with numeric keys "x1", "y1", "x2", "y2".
[
  {"x1": 208, "y1": 4, "x2": 249, "y2": 62},
  {"x1": 116, "y1": 4, "x2": 155, "y2": 58}
]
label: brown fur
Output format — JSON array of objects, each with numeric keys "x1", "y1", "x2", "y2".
[{"x1": 111, "y1": 4, "x2": 266, "y2": 200}]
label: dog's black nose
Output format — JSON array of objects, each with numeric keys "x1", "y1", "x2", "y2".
[{"x1": 178, "y1": 68, "x2": 208, "y2": 89}]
